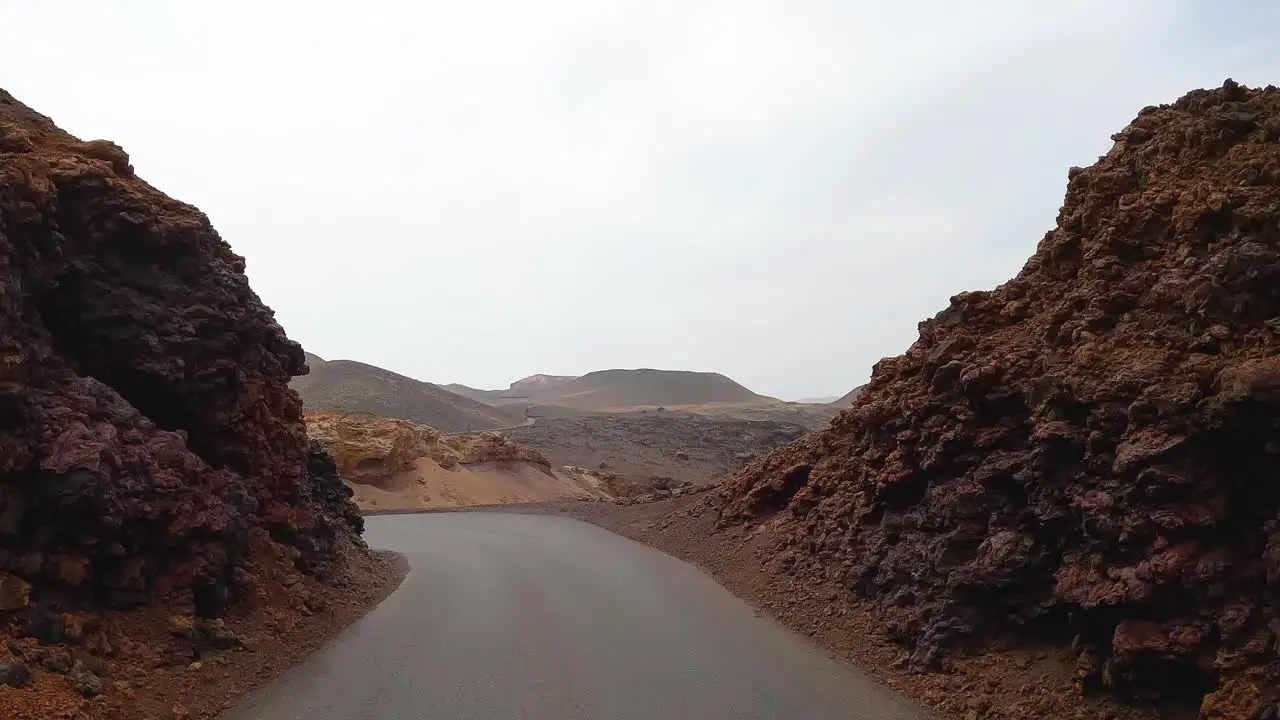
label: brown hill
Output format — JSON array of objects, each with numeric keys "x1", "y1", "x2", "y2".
[
  {"x1": 718, "y1": 81, "x2": 1280, "y2": 718},
  {"x1": 291, "y1": 356, "x2": 523, "y2": 432},
  {"x1": 305, "y1": 410, "x2": 600, "y2": 509},
  {"x1": 439, "y1": 382, "x2": 494, "y2": 401},
  {"x1": 0, "y1": 89, "x2": 388, "y2": 718},
  {"x1": 797, "y1": 395, "x2": 840, "y2": 404},
  {"x1": 442, "y1": 374, "x2": 577, "y2": 402},
  {"x1": 529, "y1": 368, "x2": 772, "y2": 410},
  {"x1": 828, "y1": 384, "x2": 866, "y2": 408},
  {"x1": 509, "y1": 373, "x2": 577, "y2": 395}
]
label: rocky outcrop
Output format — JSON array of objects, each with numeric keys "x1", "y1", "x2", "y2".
[
  {"x1": 306, "y1": 409, "x2": 552, "y2": 487},
  {"x1": 305, "y1": 410, "x2": 570, "y2": 512},
  {"x1": 305, "y1": 410, "x2": 440, "y2": 488},
  {"x1": 719, "y1": 80, "x2": 1280, "y2": 716},
  {"x1": 0, "y1": 89, "x2": 362, "y2": 619}
]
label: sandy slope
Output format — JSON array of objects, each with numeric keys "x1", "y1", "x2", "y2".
[
  {"x1": 352, "y1": 457, "x2": 596, "y2": 510},
  {"x1": 306, "y1": 409, "x2": 602, "y2": 510}
]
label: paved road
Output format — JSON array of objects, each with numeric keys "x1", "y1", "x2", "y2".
[
  {"x1": 226, "y1": 513, "x2": 934, "y2": 720},
  {"x1": 454, "y1": 416, "x2": 537, "y2": 436}
]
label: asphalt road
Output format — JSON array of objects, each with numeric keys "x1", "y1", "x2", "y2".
[{"x1": 225, "y1": 513, "x2": 934, "y2": 720}]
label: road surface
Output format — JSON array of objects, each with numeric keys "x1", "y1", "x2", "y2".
[{"x1": 226, "y1": 513, "x2": 934, "y2": 720}]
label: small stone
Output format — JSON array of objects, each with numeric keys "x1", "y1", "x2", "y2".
[
  {"x1": 112, "y1": 680, "x2": 136, "y2": 700},
  {"x1": 0, "y1": 661, "x2": 31, "y2": 688},
  {"x1": 188, "y1": 661, "x2": 202, "y2": 671},
  {"x1": 20, "y1": 606, "x2": 65, "y2": 643},
  {"x1": 72, "y1": 651, "x2": 106, "y2": 676},
  {"x1": 170, "y1": 703, "x2": 190, "y2": 719},
  {"x1": 86, "y1": 629, "x2": 114, "y2": 656},
  {"x1": 4, "y1": 638, "x2": 26, "y2": 659},
  {"x1": 68, "y1": 661, "x2": 104, "y2": 697},
  {"x1": 196, "y1": 618, "x2": 245, "y2": 650},
  {"x1": 60, "y1": 613, "x2": 86, "y2": 642},
  {"x1": 35, "y1": 647, "x2": 72, "y2": 674},
  {"x1": 0, "y1": 573, "x2": 31, "y2": 610},
  {"x1": 168, "y1": 615, "x2": 195, "y2": 637}
]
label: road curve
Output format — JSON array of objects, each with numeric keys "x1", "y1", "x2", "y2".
[{"x1": 225, "y1": 513, "x2": 935, "y2": 720}]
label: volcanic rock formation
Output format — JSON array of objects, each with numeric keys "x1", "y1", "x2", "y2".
[
  {"x1": 720, "y1": 80, "x2": 1280, "y2": 717},
  {"x1": 0, "y1": 89, "x2": 362, "y2": 621}
]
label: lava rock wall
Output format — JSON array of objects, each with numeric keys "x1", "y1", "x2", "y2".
[
  {"x1": 0, "y1": 90, "x2": 361, "y2": 616},
  {"x1": 720, "y1": 80, "x2": 1280, "y2": 712}
]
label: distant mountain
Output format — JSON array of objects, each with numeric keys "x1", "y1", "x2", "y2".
[
  {"x1": 829, "y1": 384, "x2": 867, "y2": 408},
  {"x1": 796, "y1": 396, "x2": 840, "y2": 404},
  {"x1": 291, "y1": 355, "x2": 524, "y2": 432},
  {"x1": 527, "y1": 368, "x2": 772, "y2": 410},
  {"x1": 509, "y1": 374, "x2": 576, "y2": 395},
  {"x1": 439, "y1": 382, "x2": 495, "y2": 401},
  {"x1": 444, "y1": 374, "x2": 578, "y2": 401}
]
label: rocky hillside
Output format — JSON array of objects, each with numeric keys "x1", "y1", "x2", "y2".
[
  {"x1": 442, "y1": 374, "x2": 578, "y2": 402},
  {"x1": 306, "y1": 410, "x2": 599, "y2": 510},
  {"x1": 719, "y1": 80, "x2": 1280, "y2": 718},
  {"x1": 448, "y1": 368, "x2": 772, "y2": 410},
  {"x1": 292, "y1": 355, "x2": 523, "y2": 432},
  {"x1": 525, "y1": 368, "x2": 772, "y2": 410},
  {"x1": 0, "y1": 89, "x2": 391, "y2": 717}
]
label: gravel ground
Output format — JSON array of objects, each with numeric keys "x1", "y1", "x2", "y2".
[{"x1": 1, "y1": 535, "x2": 407, "y2": 720}]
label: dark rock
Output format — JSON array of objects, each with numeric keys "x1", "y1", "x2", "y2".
[
  {"x1": 0, "y1": 572, "x2": 30, "y2": 610},
  {"x1": 4, "y1": 639, "x2": 26, "y2": 659},
  {"x1": 68, "y1": 660, "x2": 103, "y2": 697},
  {"x1": 0, "y1": 661, "x2": 31, "y2": 688},
  {"x1": 34, "y1": 647, "x2": 72, "y2": 674},
  {"x1": 20, "y1": 607, "x2": 65, "y2": 643},
  {"x1": 718, "y1": 81, "x2": 1280, "y2": 713},
  {"x1": 0, "y1": 89, "x2": 364, "y2": 615}
]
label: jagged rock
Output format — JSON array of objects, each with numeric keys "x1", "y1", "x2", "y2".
[
  {"x1": 34, "y1": 647, "x2": 73, "y2": 674},
  {"x1": 719, "y1": 80, "x2": 1280, "y2": 714},
  {"x1": 0, "y1": 572, "x2": 29, "y2": 609},
  {"x1": 68, "y1": 660, "x2": 103, "y2": 697},
  {"x1": 0, "y1": 88, "x2": 364, "y2": 616},
  {"x1": 20, "y1": 606, "x2": 65, "y2": 643},
  {"x1": 0, "y1": 660, "x2": 32, "y2": 688}
]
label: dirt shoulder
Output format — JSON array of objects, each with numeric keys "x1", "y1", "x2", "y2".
[
  {"x1": 546, "y1": 497, "x2": 1168, "y2": 720},
  {"x1": 2, "y1": 538, "x2": 407, "y2": 720}
]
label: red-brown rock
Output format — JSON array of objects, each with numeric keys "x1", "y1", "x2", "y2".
[
  {"x1": 0, "y1": 89, "x2": 361, "y2": 617},
  {"x1": 719, "y1": 80, "x2": 1280, "y2": 715}
]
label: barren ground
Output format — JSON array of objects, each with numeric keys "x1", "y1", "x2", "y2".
[
  {"x1": 506, "y1": 411, "x2": 810, "y2": 486},
  {"x1": 353, "y1": 458, "x2": 596, "y2": 510},
  {"x1": 2, "y1": 539, "x2": 406, "y2": 720}
]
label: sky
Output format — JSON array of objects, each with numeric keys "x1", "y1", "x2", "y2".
[{"x1": 1, "y1": 2, "x2": 1278, "y2": 400}]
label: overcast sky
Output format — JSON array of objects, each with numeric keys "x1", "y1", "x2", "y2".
[{"x1": 2, "y1": 2, "x2": 1277, "y2": 400}]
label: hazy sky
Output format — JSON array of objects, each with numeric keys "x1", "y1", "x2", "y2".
[{"x1": 2, "y1": 2, "x2": 1277, "y2": 400}]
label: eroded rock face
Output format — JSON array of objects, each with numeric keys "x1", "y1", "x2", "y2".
[
  {"x1": 719, "y1": 80, "x2": 1280, "y2": 714},
  {"x1": 0, "y1": 89, "x2": 362, "y2": 616},
  {"x1": 305, "y1": 409, "x2": 552, "y2": 488},
  {"x1": 305, "y1": 410, "x2": 439, "y2": 488}
]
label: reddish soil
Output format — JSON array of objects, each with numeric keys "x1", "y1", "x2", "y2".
[{"x1": 3, "y1": 540, "x2": 405, "y2": 720}]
